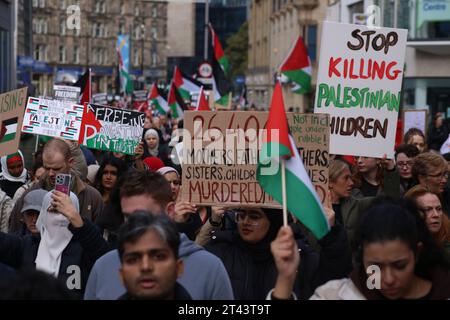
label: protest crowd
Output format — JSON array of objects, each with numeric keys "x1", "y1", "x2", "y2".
[{"x1": 1, "y1": 22, "x2": 450, "y2": 302}]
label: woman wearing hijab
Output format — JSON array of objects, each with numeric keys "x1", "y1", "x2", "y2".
[
  {"x1": 205, "y1": 208, "x2": 352, "y2": 300},
  {"x1": 143, "y1": 129, "x2": 171, "y2": 165},
  {"x1": 0, "y1": 151, "x2": 31, "y2": 198}
]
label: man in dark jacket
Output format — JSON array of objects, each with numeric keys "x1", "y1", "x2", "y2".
[
  {"x1": 8, "y1": 138, "x2": 104, "y2": 234},
  {"x1": 117, "y1": 212, "x2": 191, "y2": 300}
]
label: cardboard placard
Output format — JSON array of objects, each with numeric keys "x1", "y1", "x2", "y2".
[
  {"x1": 22, "y1": 97, "x2": 83, "y2": 141},
  {"x1": 80, "y1": 103, "x2": 145, "y2": 155},
  {"x1": 53, "y1": 85, "x2": 80, "y2": 103},
  {"x1": 0, "y1": 87, "x2": 28, "y2": 157},
  {"x1": 402, "y1": 109, "x2": 428, "y2": 137},
  {"x1": 314, "y1": 22, "x2": 408, "y2": 158},
  {"x1": 180, "y1": 111, "x2": 329, "y2": 207}
]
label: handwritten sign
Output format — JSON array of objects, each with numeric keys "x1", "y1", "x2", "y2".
[
  {"x1": 80, "y1": 103, "x2": 145, "y2": 155},
  {"x1": 314, "y1": 22, "x2": 408, "y2": 158},
  {"x1": 0, "y1": 87, "x2": 28, "y2": 157},
  {"x1": 181, "y1": 111, "x2": 329, "y2": 207},
  {"x1": 403, "y1": 109, "x2": 428, "y2": 136},
  {"x1": 22, "y1": 97, "x2": 84, "y2": 141}
]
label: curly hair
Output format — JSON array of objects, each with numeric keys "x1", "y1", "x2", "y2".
[{"x1": 411, "y1": 152, "x2": 447, "y2": 181}]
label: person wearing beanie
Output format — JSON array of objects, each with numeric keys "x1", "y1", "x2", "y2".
[
  {"x1": 204, "y1": 207, "x2": 352, "y2": 300},
  {"x1": 143, "y1": 157, "x2": 165, "y2": 172}
]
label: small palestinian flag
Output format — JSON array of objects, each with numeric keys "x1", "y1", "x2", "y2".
[
  {"x1": 173, "y1": 66, "x2": 202, "y2": 102},
  {"x1": 149, "y1": 83, "x2": 169, "y2": 115},
  {"x1": 0, "y1": 117, "x2": 18, "y2": 143},
  {"x1": 209, "y1": 23, "x2": 229, "y2": 76},
  {"x1": 168, "y1": 81, "x2": 188, "y2": 119},
  {"x1": 212, "y1": 53, "x2": 232, "y2": 107},
  {"x1": 195, "y1": 87, "x2": 211, "y2": 111},
  {"x1": 279, "y1": 36, "x2": 312, "y2": 94}
]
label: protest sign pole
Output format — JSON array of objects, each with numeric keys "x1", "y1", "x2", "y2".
[
  {"x1": 34, "y1": 135, "x2": 40, "y2": 152},
  {"x1": 281, "y1": 159, "x2": 288, "y2": 227}
]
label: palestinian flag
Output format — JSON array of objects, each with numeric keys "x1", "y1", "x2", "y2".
[
  {"x1": 168, "y1": 81, "x2": 188, "y2": 119},
  {"x1": 257, "y1": 82, "x2": 329, "y2": 239},
  {"x1": 279, "y1": 36, "x2": 312, "y2": 94},
  {"x1": 74, "y1": 69, "x2": 91, "y2": 104},
  {"x1": 212, "y1": 54, "x2": 232, "y2": 107},
  {"x1": 118, "y1": 49, "x2": 133, "y2": 95},
  {"x1": 149, "y1": 83, "x2": 169, "y2": 115},
  {"x1": 195, "y1": 87, "x2": 211, "y2": 111},
  {"x1": 209, "y1": 23, "x2": 229, "y2": 76},
  {"x1": 0, "y1": 117, "x2": 18, "y2": 143},
  {"x1": 173, "y1": 66, "x2": 202, "y2": 102}
]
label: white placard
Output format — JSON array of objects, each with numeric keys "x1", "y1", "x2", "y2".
[
  {"x1": 22, "y1": 97, "x2": 84, "y2": 141},
  {"x1": 403, "y1": 109, "x2": 427, "y2": 136},
  {"x1": 53, "y1": 85, "x2": 81, "y2": 103},
  {"x1": 314, "y1": 22, "x2": 408, "y2": 158}
]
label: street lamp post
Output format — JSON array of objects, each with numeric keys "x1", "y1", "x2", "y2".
[{"x1": 141, "y1": 23, "x2": 145, "y2": 89}]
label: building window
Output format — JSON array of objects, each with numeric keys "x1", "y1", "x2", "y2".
[
  {"x1": 60, "y1": 19, "x2": 66, "y2": 35},
  {"x1": 152, "y1": 52, "x2": 157, "y2": 66},
  {"x1": 33, "y1": 0, "x2": 38, "y2": 7},
  {"x1": 134, "y1": 25, "x2": 141, "y2": 40},
  {"x1": 133, "y1": 48, "x2": 139, "y2": 66},
  {"x1": 59, "y1": 46, "x2": 66, "y2": 63},
  {"x1": 34, "y1": 19, "x2": 48, "y2": 34},
  {"x1": 307, "y1": 25, "x2": 317, "y2": 62},
  {"x1": 39, "y1": 0, "x2": 45, "y2": 7},
  {"x1": 59, "y1": 0, "x2": 65, "y2": 9},
  {"x1": 95, "y1": 0, "x2": 105, "y2": 13},
  {"x1": 119, "y1": 22, "x2": 125, "y2": 35},
  {"x1": 34, "y1": 44, "x2": 47, "y2": 61},
  {"x1": 93, "y1": 48, "x2": 103, "y2": 65},
  {"x1": 73, "y1": 46, "x2": 79, "y2": 63},
  {"x1": 135, "y1": 5, "x2": 139, "y2": 16},
  {"x1": 93, "y1": 23, "x2": 105, "y2": 37},
  {"x1": 120, "y1": 1, "x2": 125, "y2": 14},
  {"x1": 152, "y1": 6, "x2": 157, "y2": 18},
  {"x1": 151, "y1": 27, "x2": 157, "y2": 40}
]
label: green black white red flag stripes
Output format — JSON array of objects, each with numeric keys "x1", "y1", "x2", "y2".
[
  {"x1": 0, "y1": 117, "x2": 18, "y2": 143},
  {"x1": 257, "y1": 82, "x2": 329, "y2": 239},
  {"x1": 279, "y1": 36, "x2": 312, "y2": 94},
  {"x1": 149, "y1": 83, "x2": 169, "y2": 115},
  {"x1": 168, "y1": 81, "x2": 188, "y2": 119},
  {"x1": 173, "y1": 66, "x2": 202, "y2": 102},
  {"x1": 208, "y1": 23, "x2": 230, "y2": 76},
  {"x1": 212, "y1": 53, "x2": 232, "y2": 107},
  {"x1": 195, "y1": 87, "x2": 211, "y2": 111}
]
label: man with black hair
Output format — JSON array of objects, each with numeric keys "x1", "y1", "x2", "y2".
[
  {"x1": 85, "y1": 170, "x2": 234, "y2": 300},
  {"x1": 118, "y1": 211, "x2": 190, "y2": 300}
]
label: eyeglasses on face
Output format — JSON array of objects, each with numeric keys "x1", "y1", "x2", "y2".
[
  {"x1": 427, "y1": 171, "x2": 449, "y2": 180},
  {"x1": 397, "y1": 161, "x2": 413, "y2": 168}
]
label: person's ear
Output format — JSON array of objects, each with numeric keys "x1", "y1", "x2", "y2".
[
  {"x1": 176, "y1": 260, "x2": 184, "y2": 278},
  {"x1": 68, "y1": 157, "x2": 75, "y2": 169},
  {"x1": 166, "y1": 201, "x2": 176, "y2": 220}
]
